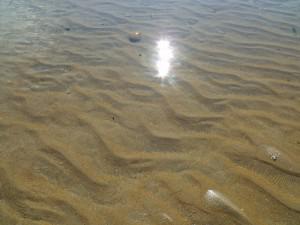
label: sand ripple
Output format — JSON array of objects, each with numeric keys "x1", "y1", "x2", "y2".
[{"x1": 0, "y1": 0, "x2": 300, "y2": 224}]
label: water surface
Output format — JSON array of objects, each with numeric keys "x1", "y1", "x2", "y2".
[{"x1": 0, "y1": 0, "x2": 300, "y2": 224}]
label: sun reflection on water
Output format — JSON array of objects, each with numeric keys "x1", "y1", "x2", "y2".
[{"x1": 156, "y1": 39, "x2": 174, "y2": 78}]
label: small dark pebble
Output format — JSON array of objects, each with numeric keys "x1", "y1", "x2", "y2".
[
  {"x1": 129, "y1": 32, "x2": 142, "y2": 43},
  {"x1": 139, "y1": 53, "x2": 142, "y2": 56},
  {"x1": 292, "y1": 27, "x2": 297, "y2": 34},
  {"x1": 112, "y1": 116, "x2": 115, "y2": 120},
  {"x1": 297, "y1": 141, "x2": 300, "y2": 145},
  {"x1": 65, "y1": 28, "x2": 71, "y2": 31}
]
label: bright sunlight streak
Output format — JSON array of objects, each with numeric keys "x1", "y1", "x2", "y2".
[{"x1": 156, "y1": 39, "x2": 173, "y2": 78}]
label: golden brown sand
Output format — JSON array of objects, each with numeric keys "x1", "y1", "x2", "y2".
[{"x1": 0, "y1": 0, "x2": 300, "y2": 224}]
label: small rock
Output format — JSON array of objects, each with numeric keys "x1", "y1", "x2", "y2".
[
  {"x1": 138, "y1": 53, "x2": 142, "y2": 56},
  {"x1": 65, "y1": 27, "x2": 71, "y2": 31},
  {"x1": 271, "y1": 154, "x2": 278, "y2": 161},
  {"x1": 292, "y1": 27, "x2": 297, "y2": 34},
  {"x1": 129, "y1": 32, "x2": 142, "y2": 43}
]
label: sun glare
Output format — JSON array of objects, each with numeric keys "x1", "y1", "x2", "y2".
[{"x1": 156, "y1": 39, "x2": 173, "y2": 78}]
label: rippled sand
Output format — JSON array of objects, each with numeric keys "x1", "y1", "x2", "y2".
[{"x1": 0, "y1": 0, "x2": 300, "y2": 224}]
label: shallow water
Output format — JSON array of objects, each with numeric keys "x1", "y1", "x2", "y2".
[{"x1": 0, "y1": 0, "x2": 300, "y2": 224}]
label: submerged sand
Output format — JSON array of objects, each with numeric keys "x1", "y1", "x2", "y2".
[{"x1": 0, "y1": 0, "x2": 300, "y2": 224}]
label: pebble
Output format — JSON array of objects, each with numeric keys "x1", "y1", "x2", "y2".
[
  {"x1": 271, "y1": 154, "x2": 278, "y2": 161},
  {"x1": 129, "y1": 32, "x2": 142, "y2": 43}
]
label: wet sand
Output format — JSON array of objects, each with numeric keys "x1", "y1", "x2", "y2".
[{"x1": 0, "y1": 0, "x2": 300, "y2": 224}]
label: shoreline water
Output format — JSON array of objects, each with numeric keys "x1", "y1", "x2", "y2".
[{"x1": 0, "y1": 0, "x2": 299, "y2": 224}]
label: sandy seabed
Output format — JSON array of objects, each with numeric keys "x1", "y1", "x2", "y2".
[{"x1": 0, "y1": 0, "x2": 300, "y2": 225}]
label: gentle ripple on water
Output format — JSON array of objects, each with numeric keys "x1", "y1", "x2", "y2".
[{"x1": 0, "y1": 0, "x2": 300, "y2": 225}]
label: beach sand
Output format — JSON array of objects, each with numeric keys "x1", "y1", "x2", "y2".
[{"x1": 0, "y1": 0, "x2": 300, "y2": 224}]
